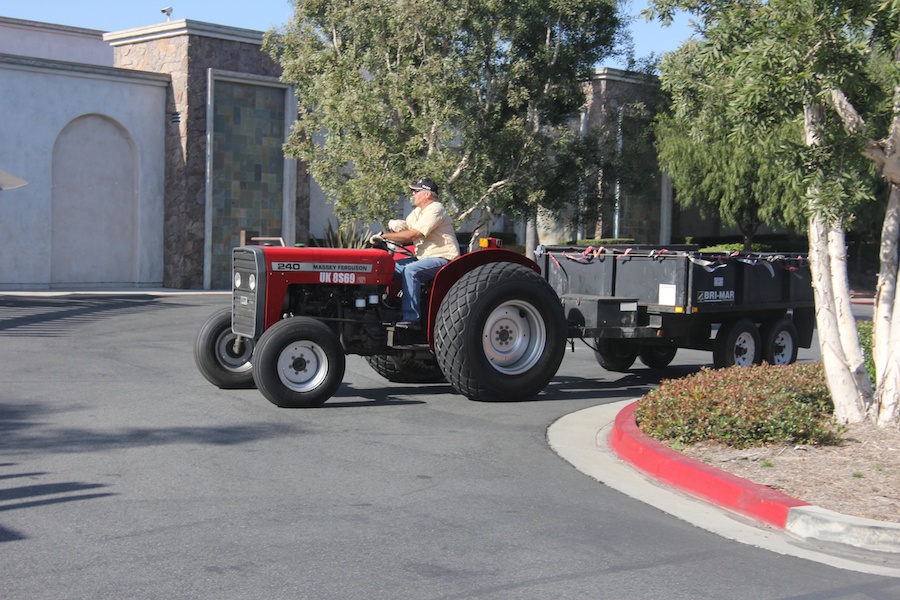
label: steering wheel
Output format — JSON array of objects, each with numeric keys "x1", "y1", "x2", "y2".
[{"x1": 370, "y1": 236, "x2": 416, "y2": 259}]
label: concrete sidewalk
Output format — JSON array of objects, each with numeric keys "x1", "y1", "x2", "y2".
[{"x1": 548, "y1": 400, "x2": 900, "y2": 577}]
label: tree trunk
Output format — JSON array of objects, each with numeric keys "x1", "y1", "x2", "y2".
[
  {"x1": 808, "y1": 217, "x2": 871, "y2": 422},
  {"x1": 805, "y1": 102, "x2": 873, "y2": 423},
  {"x1": 875, "y1": 184, "x2": 900, "y2": 426},
  {"x1": 525, "y1": 210, "x2": 539, "y2": 263}
]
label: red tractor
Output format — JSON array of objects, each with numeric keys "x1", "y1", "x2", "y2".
[{"x1": 194, "y1": 238, "x2": 567, "y2": 407}]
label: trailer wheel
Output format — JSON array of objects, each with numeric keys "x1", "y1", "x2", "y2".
[
  {"x1": 594, "y1": 339, "x2": 639, "y2": 372},
  {"x1": 252, "y1": 317, "x2": 345, "y2": 408},
  {"x1": 365, "y1": 354, "x2": 445, "y2": 383},
  {"x1": 193, "y1": 308, "x2": 255, "y2": 389},
  {"x1": 713, "y1": 319, "x2": 762, "y2": 368},
  {"x1": 760, "y1": 318, "x2": 799, "y2": 365},
  {"x1": 434, "y1": 262, "x2": 566, "y2": 401},
  {"x1": 639, "y1": 345, "x2": 678, "y2": 369}
]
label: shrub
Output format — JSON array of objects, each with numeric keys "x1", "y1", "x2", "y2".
[
  {"x1": 634, "y1": 363, "x2": 843, "y2": 449},
  {"x1": 311, "y1": 221, "x2": 374, "y2": 249},
  {"x1": 858, "y1": 320, "x2": 875, "y2": 384}
]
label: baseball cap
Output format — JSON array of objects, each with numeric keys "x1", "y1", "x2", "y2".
[{"x1": 409, "y1": 177, "x2": 438, "y2": 196}]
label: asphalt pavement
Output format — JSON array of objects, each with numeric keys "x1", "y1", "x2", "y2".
[{"x1": 3, "y1": 288, "x2": 899, "y2": 595}]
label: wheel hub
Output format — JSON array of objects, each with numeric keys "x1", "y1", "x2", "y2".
[
  {"x1": 733, "y1": 333, "x2": 756, "y2": 366},
  {"x1": 482, "y1": 301, "x2": 546, "y2": 375},
  {"x1": 276, "y1": 341, "x2": 328, "y2": 392},
  {"x1": 216, "y1": 331, "x2": 253, "y2": 372}
]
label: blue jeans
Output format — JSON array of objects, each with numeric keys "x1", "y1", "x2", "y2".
[{"x1": 394, "y1": 256, "x2": 449, "y2": 322}]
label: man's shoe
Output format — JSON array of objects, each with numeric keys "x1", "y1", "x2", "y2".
[{"x1": 395, "y1": 320, "x2": 421, "y2": 330}]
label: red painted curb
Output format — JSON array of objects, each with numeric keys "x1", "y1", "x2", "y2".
[{"x1": 609, "y1": 402, "x2": 809, "y2": 529}]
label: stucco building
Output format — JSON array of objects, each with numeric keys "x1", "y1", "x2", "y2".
[{"x1": 0, "y1": 15, "x2": 685, "y2": 290}]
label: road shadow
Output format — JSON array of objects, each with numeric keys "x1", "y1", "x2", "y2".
[
  {"x1": 0, "y1": 400, "x2": 306, "y2": 454},
  {"x1": 537, "y1": 364, "x2": 708, "y2": 403},
  {"x1": 0, "y1": 463, "x2": 116, "y2": 543},
  {"x1": 0, "y1": 295, "x2": 193, "y2": 337}
]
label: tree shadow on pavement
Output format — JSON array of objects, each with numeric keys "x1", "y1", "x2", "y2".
[{"x1": 0, "y1": 400, "x2": 306, "y2": 455}]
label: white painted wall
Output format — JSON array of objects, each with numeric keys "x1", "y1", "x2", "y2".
[
  {"x1": 0, "y1": 56, "x2": 168, "y2": 288},
  {"x1": 0, "y1": 17, "x2": 113, "y2": 65}
]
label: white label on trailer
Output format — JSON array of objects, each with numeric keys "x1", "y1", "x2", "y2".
[
  {"x1": 658, "y1": 283, "x2": 677, "y2": 306},
  {"x1": 272, "y1": 262, "x2": 373, "y2": 273},
  {"x1": 713, "y1": 276, "x2": 724, "y2": 287}
]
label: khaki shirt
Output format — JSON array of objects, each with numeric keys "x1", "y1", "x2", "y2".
[{"x1": 405, "y1": 201, "x2": 460, "y2": 261}]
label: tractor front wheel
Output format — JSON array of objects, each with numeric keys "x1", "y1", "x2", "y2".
[
  {"x1": 252, "y1": 317, "x2": 345, "y2": 408},
  {"x1": 193, "y1": 308, "x2": 255, "y2": 389}
]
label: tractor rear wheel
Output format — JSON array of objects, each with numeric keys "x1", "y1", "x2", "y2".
[{"x1": 434, "y1": 262, "x2": 566, "y2": 401}]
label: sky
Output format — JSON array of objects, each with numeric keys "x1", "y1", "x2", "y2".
[{"x1": 0, "y1": 0, "x2": 693, "y2": 69}]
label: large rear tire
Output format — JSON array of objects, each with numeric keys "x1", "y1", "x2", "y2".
[
  {"x1": 193, "y1": 308, "x2": 255, "y2": 389},
  {"x1": 434, "y1": 262, "x2": 566, "y2": 401},
  {"x1": 252, "y1": 317, "x2": 345, "y2": 408},
  {"x1": 365, "y1": 354, "x2": 445, "y2": 383}
]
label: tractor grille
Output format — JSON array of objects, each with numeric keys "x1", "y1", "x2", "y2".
[{"x1": 231, "y1": 247, "x2": 265, "y2": 338}]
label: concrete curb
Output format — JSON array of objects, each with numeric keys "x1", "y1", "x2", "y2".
[{"x1": 610, "y1": 401, "x2": 900, "y2": 554}]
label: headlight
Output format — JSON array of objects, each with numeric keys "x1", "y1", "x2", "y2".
[
  {"x1": 234, "y1": 272, "x2": 242, "y2": 289},
  {"x1": 248, "y1": 274, "x2": 256, "y2": 290}
]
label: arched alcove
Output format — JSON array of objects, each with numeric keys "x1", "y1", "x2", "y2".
[{"x1": 51, "y1": 114, "x2": 138, "y2": 285}]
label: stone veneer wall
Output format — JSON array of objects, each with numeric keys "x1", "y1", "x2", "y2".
[
  {"x1": 583, "y1": 69, "x2": 664, "y2": 243},
  {"x1": 108, "y1": 21, "x2": 308, "y2": 288}
]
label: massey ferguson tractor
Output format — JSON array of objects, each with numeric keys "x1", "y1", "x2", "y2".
[
  {"x1": 194, "y1": 238, "x2": 568, "y2": 408},
  {"x1": 194, "y1": 238, "x2": 815, "y2": 408}
]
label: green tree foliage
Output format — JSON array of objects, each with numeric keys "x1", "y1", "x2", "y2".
[
  {"x1": 654, "y1": 41, "x2": 809, "y2": 248},
  {"x1": 646, "y1": 0, "x2": 900, "y2": 424},
  {"x1": 649, "y1": 0, "x2": 886, "y2": 223},
  {"x1": 265, "y1": 0, "x2": 622, "y2": 227}
]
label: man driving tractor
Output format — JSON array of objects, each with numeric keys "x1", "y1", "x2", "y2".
[{"x1": 371, "y1": 177, "x2": 460, "y2": 329}]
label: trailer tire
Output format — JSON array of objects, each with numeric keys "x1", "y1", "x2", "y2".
[
  {"x1": 639, "y1": 345, "x2": 678, "y2": 369},
  {"x1": 252, "y1": 317, "x2": 345, "y2": 408},
  {"x1": 434, "y1": 262, "x2": 566, "y2": 401},
  {"x1": 365, "y1": 354, "x2": 445, "y2": 383},
  {"x1": 761, "y1": 318, "x2": 799, "y2": 365},
  {"x1": 194, "y1": 308, "x2": 255, "y2": 389},
  {"x1": 713, "y1": 319, "x2": 762, "y2": 368},
  {"x1": 594, "y1": 339, "x2": 639, "y2": 372}
]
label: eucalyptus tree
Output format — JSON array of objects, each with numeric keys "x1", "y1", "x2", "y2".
[
  {"x1": 647, "y1": 0, "x2": 900, "y2": 425},
  {"x1": 654, "y1": 41, "x2": 808, "y2": 250},
  {"x1": 266, "y1": 0, "x2": 621, "y2": 252}
]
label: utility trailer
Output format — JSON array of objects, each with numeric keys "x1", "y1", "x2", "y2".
[{"x1": 539, "y1": 245, "x2": 815, "y2": 371}]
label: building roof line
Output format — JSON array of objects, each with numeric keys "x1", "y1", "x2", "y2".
[{"x1": 103, "y1": 19, "x2": 265, "y2": 47}]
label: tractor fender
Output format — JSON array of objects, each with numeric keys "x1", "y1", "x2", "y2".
[{"x1": 425, "y1": 248, "x2": 541, "y2": 346}]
